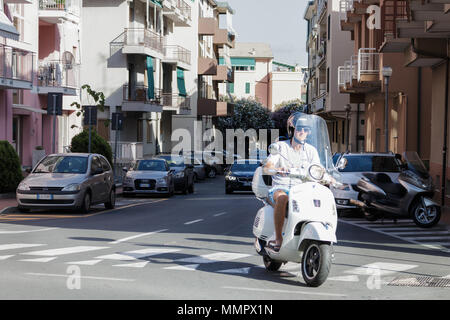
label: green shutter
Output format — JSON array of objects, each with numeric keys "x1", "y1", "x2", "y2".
[
  {"x1": 147, "y1": 56, "x2": 155, "y2": 100},
  {"x1": 245, "y1": 82, "x2": 250, "y2": 94},
  {"x1": 177, "y1": 67, "x2": 187, "y2": 97},
  {"x1": 228, "y1": 82, "x2": 234, "y2": 94},
  {"x1": 230, "y1": 58, "x2": 256, "y2": 67}
]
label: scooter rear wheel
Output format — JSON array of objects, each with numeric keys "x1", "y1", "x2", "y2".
[{"x1": 301, "y1": 241, "x2": 332, "y2": 287}]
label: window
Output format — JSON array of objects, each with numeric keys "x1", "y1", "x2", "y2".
[
  {"x1": 245, "y1": 82, "x2": 250, "y2": 94},
  {"x1": 228, "y1": 82, "x2": 234, "y2": 94},
  {"x1": 100, "y1": 157, "x2": 111, "y2": 172},
  {"x1": 326, "y1": 67, "x2": 330, "y2": 93},
  {"x1": 327, "y1": 15, "x2": 331, "y2": 41},
  {"x1": 146, "y1": 120, "x2": 152, "y2": 143},
  {"x1": 91, "y1": 156, "x2": 102, "y2": 173}
]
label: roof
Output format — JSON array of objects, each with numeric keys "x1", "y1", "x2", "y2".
[
  {"x1": 215, "y1": 1, "x2": 234, "y2": 14},
  {"x1": 228, "y1": 42, "x2": 273, "y2": 59}
]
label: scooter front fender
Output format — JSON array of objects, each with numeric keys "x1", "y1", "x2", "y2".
[{"x1": 298, "y1": 222, "x2": 337, "y2": 249}]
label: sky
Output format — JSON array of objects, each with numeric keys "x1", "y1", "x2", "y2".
[{"x1": 224, "y1": 0, "x2": 309, "y2": 67}]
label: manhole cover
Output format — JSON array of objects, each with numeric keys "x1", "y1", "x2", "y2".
[{"x1": 388, "y1": 276, "x2": 450, "y2": 288}]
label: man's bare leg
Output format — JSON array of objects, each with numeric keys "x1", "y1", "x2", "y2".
[{"x1": 272, "y1": 190, "x2": 288, "y2": 247}]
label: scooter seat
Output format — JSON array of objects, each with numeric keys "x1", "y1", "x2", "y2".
[{"x1": 364, "y1": 173, "x2": 407, "y2": 197}]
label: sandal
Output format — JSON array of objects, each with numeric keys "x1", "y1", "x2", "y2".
[{"x1": 266, "y1": 240, "x2": 281, "y2": 253}]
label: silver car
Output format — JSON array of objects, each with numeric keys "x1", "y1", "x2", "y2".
[
  {"x1": 331, "y1": 152, "x2": 402, "y2": 210},
  {"x1": 16, "y1": 153, "x2": 115, "y2": 213},
  {"x1": 122, "y1": 158, "x2": 175, "y2": 197}
]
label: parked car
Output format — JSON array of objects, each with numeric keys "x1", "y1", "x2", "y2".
[
  {"x1": 331, "y1": 152, "x2": 403, "y2": 210},
  {"x1": 122, "y1": 158, "x2": 174, "y2": 197},
  {"x1": 16, "y1": 153, "x2": 115, "y2": 213},
  {"x1": 184, "y1": 156, "x2": 207, "y2": 181},
  {"x1": 187, "y1": 151, "x2": 222, "y2": 178},
  {"x1": 225, "y1": 159, "x2": 261, "y2": 194},
  {"x1": 156, "y1": 155, "x2": 195, "y2": 194}
]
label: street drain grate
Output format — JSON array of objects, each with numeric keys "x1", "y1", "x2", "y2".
[{"x1": 388, "y1": 276, "x2": 450, "y2": 288}]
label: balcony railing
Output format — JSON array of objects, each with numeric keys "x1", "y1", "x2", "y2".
[
  {"x1": 164, "y1": 45, "x2": 191, "y2": 65},
  {"x1": 160, "y1": 92, "x2": 191, "y2": 111},
  {"x1": 110, "y1": 141, "x2": 144, "y2": 161},
  {"x1": 338, "y1": 66, "x2": 351, "y2": 89},
  {"x1": 0, "y1": 45, "x2": 34, "y2": 83},
  {"x1": 357, "y1": 48, "x2": 380, "y2": 81},
  {"x1": 39, "y1": 0, "x2": 80, "y2": 16},
  {"x1": 175, "y1": 0, "x2": 192, "y2": 21},
  {"x1": 339, "y1": 0, "x2": 355, "y2": 21},
  {"x1": 123, "y1": 84, "x2": 161, "y2": 105},
  {"x1": 111, "y1": 28, "x2": 164, "y2": 55},
  {"x1": 37, "y1": 60, "x2": 79, "y2": 88}
]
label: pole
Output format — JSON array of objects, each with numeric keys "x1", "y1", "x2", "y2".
[
  {"x1": 88, "y1": 107, "x2": 92, "y2": 154},
  {"x1": 356, "y1": 103, "x2": 360, "y2": 152},
  {"x1": 346, "y1": 110, "x2": 350, "y2": 151},
  {"x1": 441, "y1": 57, "x2": 449, "y2": 207},
  {"x1": 113, "y1": 115, "x2": 119, "y2": 180},
  {"x1": 385, "y1": 76, "x2": 390, "y2": 153},
  {"x1": 52, "y1": 94, "x2": 57, "y2": 154}
]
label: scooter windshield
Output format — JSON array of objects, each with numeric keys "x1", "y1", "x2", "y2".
[
  {"x1": 403, "y1": 151, "x2": 429, "y2": 178},
  {"x1": 292, "y1": 113, "x2": 342, "y2": 181}
]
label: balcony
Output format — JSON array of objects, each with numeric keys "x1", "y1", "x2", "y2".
[
  {"x1": 357, "y1": 48, "x2": 380, "y2": 83},
  {"x1": 35, "y1": 60, "x2": 79, "y2": 96},
  {"x1": 213, "y1": 28, "x2": 235, "y2": 48},
  {"x1": 164, "y1": 0, "x2": 192, "y2": 27},
  {"x1": 160, "y1": 91, "x2": 191, "y2": 115},
  {"x1": 110, "y1": 141, "x2": 143, "y2": 162},
  {"x1": 122, "y1": 84, "x2": 163, "y2": 113},
  {"x1": 198, "y1": 17, "x2": 216, "y2": 35},
  {"x1": 198, "y1": 57, "x2": 217, "y2": 75},
  {"x1": 212, "y1": 65, "x2": 233, "y2": 82},
  {"x1": 197, "y1": 98, "x2": 233, "y2": 116},
  {"x1": 39, "y1": 0, "x2": 80, "y2": 24},
  {"x1": 0, "y1": 45, "x2": 34, "y2": 90},
  {"x1": 110, "y1": 28, "x2": 164, "y2": 59},
  {"x1": 163, "y1": 45, "x2": 191, "y2": 70}
]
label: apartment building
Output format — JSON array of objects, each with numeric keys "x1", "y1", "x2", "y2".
[
  {"x1": 197, "y1": 0, "x2": 235, "y2": 142},
  {"x1": 305, "y1": 0, "x2": 364, "y2": 153},
  {"x1": 82, "y1": 0, "x2": 196, "y2": 160},
  {"x1": 0, "y1": 0, "x2": 81, "y2": 168},
  {"x1": 271, "y1": 62, "x2": 306, "y2": 110},
  {"x1": 337, "y1": 0, "x2": 434, "y2": 165}
]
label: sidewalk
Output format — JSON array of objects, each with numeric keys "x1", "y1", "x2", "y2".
[{"x1": 0, "y1": 186, "x2": 123, "y2": 214}]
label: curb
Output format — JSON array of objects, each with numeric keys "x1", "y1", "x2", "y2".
[{"x1": 0, "y1": 206, "x2": 18, "y2": 215}]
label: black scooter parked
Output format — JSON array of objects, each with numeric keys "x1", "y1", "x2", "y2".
[{"x1": 350, "y1": 152, "x2": 441, "y2": 228}]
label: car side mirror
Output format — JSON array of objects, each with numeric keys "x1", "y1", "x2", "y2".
[
  {"x1": 337, "y1": 158, "x2": 347, "y2": 170},
  {"x1": 92, "y1": 168, "x2": 104, "y2": 175}
]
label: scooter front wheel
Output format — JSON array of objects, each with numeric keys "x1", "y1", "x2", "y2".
[
  {"x1": 301, "y1": 241, "x2": 332, "y2": 287},
  {"x1": 411, "y1": 200, "x2": 441, "y2": 228}
]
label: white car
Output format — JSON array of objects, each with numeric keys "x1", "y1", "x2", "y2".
[{"x1": 331, "y1": 152, "x2": 403, "y2": 210}]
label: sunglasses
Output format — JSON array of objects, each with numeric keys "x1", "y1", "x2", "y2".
[{"x1": 296, "y1": 126, "x2": 311, "y2": 133}]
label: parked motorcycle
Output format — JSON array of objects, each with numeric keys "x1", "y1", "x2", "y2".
[
  {"x1": 350, "y1": 151, "x2": 441, "y2": 228},
  {"x1": 251, "y1": 114, "x2": 343, "y2": 287}
]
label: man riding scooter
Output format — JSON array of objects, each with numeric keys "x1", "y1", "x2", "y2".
[{"x1": 263, "y1": 112, "x2": 321, "y2": 253}]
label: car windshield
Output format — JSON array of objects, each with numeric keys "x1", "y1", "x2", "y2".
[
  {"x1": 34, "y1": 156, "x2": 88, "y2": 174},
  {"x1": 232, "y1": 162, "x2": 260, "y2": 172},
  {"x1": 135, "y1": 160, "x2": 166, "y2": 171},
  {"x1": 158, "y1": 156, "x2": 184, "y2": 167},
  {"x1": 339, "y1": 156, "x2": 401, "y2": 172}
]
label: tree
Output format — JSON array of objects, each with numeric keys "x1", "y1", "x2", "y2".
[
  {"x1": 70, "y1": 84, "x2": 107, "y2": 129},
  {"x1": 70, "y1": 130, "x2": 113, "y2": 165},
  {"x1": 0, "y1": 141, "x2": 23, "y2": 193}
]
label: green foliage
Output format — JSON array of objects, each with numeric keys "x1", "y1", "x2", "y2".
[
  {"x1": 271, "y1": 100, "x2": 308, "y2": 137},
  {"x1": 0, "y1": 141, "x2": 23, "y2": 193},
  {"x1": 70, "y1": 84, "x2": 108, "y2": 129},
  {"x1": 70, "y1": 129, "x2": 113, "y2": 165},
  {"x1": 216, "y1": 97, "x2": 274, "y2": 132}
]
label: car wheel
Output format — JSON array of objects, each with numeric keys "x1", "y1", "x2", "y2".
[
  {"x1": 104, "y1": 188, "x2": 116, "y2": 209},
  {"x1": 80, "y1": 192, "x2": 91, "y2": 214}
]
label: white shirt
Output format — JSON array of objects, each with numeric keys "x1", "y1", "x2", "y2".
[{"x1": 266, "y1": 140, "x2": 321, "y2": 187}]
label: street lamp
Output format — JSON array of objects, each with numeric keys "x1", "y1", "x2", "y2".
[
  {"x1": 345, "y1": 104, "x2": 351, "y2": 151},
  {"x1": 382, "y1": 66, "x2": 393, "y2": 153}
]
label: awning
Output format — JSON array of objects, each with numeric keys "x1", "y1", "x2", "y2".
[
  {"x1": 146, "y1": 56, "x2": 155, "y2": 100},
  {"x1": 151, "y1": 0, "x2": 163, "y2": 8},
  {"x1": 12, "y1": 104, "x2": 47, "y2": 114},
  {"x1": 230, "y1": 57, "x2": 255, "y2": 67},
  {"x1": 177, "y1": 67, "x2": 187, "y2": 97},
  {"x1": 0, "y1": 11, "x2": 19, "y2": 41}
]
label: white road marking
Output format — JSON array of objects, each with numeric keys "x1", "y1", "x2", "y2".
[
  {"x1": 113, "y1": 261, "x2": 149, "y2": 268},
  {"x1": 213, "y1": 212, "x2": 227, "y2": 217},
  {"x1": 403, "y1": 236, "x2": 450, "y2": 241},
  {"x1": 344, "y1": 262, "x2": 417, "y2": 276},
  {"x1": 20, "y1": 257, "x2": 57, "y2": 263},
  {"x1": 328, "y1": 275, "x2": 360, "y2": 282},
  {"x1": 66, "y1": 260, "x2": 102, "y2": 266},
  {"x1": 217, "y1": 267, "x2": 251, "y2": 274},
  {"x1": 184, "y1": 219, "x2": 203, "y2": 225},
  {"x1": 164, "y1": 264, "x2": 199, "y2": 271},
  {"x1": 221, "y1": 286, "x2": 347, "y2": 297},
  {"x1": 174, "y1": 252, "x2": 250, "y2": 264},
  {"x1": 26, "y1": 272, "x2": 135, "y2": 282},
  {"x1": 0, "y1": 243, "x2": 45, "y2": 251},
  {"x1": 109, "y1": 229, "x2": 168, "y2": 244},
  {"x1": 96, "y1": 248, "x2": 180, "y2": 261},
  {"x1": 390, "y1": 231, "x2": 450, "y2": 236},
  {"x1": 21, "y1": 246, "x2": 108, "y2": 256},
  {"x1": 0, "y1": 255, "x2": 14, "y2": 260},
  {"x1": 0, "y1": 227, "x2": 58, "y2": 234}
]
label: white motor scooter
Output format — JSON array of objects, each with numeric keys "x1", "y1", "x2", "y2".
[{"x1": 251, "y1": 114, "x2": 343, "y2": 287}]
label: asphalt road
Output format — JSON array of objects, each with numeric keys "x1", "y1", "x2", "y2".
[{"x1": 0, "y1": 176, "x2": 449, "y2": 301}]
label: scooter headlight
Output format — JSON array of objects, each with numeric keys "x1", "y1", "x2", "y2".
[{"x1": 309, "y1": 165, "x2": 325, "y2": 180}]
